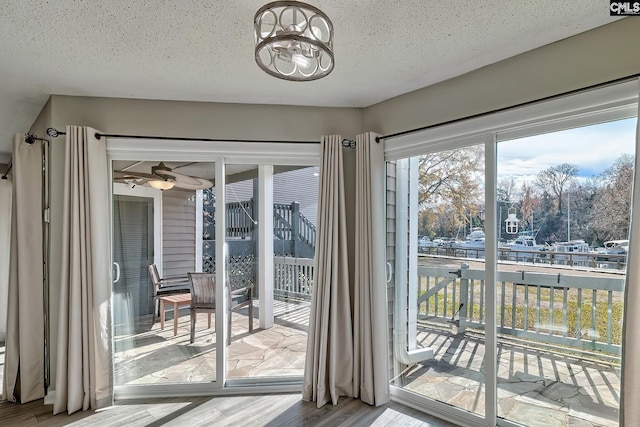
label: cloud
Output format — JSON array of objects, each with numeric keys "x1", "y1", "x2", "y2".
[{"x1": 497, "y1": 118, "x2": 636, "y2": 183}]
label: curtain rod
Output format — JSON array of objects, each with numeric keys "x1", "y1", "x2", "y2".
[
  {"x1": 375, "y1": 73, "x2": 640, "y2": 142},
  {"x1": 45, "y1": 127, "x2": 356, "y2": 147}
]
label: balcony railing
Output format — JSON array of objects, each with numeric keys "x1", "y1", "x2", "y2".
[
  {"x1": 419, "y1": 246, "x2": 627, "y2": 270},
  {"x1": 416, "y1": 263, "x2": 624, "y2": 356},
  {"x1": 274, "y1": 256, "x2": 314, "y2": 301}
]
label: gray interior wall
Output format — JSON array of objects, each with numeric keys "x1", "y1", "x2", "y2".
[{"x1": 363, "y1": 18, "x2": 640, "y2": 136}]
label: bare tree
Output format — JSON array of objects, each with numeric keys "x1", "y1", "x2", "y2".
[
  {"x1": 590, "y1": 155, "x2": 633, "y2": 243},
  {"x1": 417, "y1": 146, "x2": 484, "y2": 236},
  {"x1": 519, "y1": 183, "x2": 539, "y2": 231},
  {"x1": 535, "y1": 163, "x2": 578, "y2": 214},
  {"x1": 498, "y1": 178, "x2": 516, "y2": 204}
]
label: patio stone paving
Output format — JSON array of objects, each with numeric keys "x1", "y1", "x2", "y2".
[
  {"x1": 114, "y1": 299, "x2": 309, "y2": 385},
  {"x1": 402, "y1": 328, "x2": 620, "y2": 426}
]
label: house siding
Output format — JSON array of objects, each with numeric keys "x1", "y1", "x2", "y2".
[{"x1": 162, "y1": 188, "x2": 196, "y2": 277}]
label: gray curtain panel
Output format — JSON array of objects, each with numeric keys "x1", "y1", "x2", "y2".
[
  {"x1": 620, "y1": 81, "x2": 640, "y2": 426},
  {"x1": 2, "y1": 134, "x2": 45, "y2": 403},
  {"x1": 53, "y1": 126, "x2": 112, "y2": 415},
  {"x1": 354, "y1": 132, "x2": 390, "y2": 406},
  {"x1": 302, "y1": 135, "x2": 354, "y2": 407}
]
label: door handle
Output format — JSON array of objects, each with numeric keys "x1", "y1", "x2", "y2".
[
  {"x1": 113, "y1": 262, "x2": 121, "y2": 283},
  {"x1": 386, "y1": 262, "x2": 393, "y2": 283}
]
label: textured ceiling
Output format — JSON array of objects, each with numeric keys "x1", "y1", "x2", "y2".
[{"x1": 0, "y1": 1, "x2": 621, "y2": 161}]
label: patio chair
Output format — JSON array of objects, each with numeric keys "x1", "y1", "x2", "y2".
[
  {"x1": 187, "y1": 272, "x2": 254, "y2": 344},
  {"x1": 148, "y1": 264, "x2": 190, "y2": 324}
]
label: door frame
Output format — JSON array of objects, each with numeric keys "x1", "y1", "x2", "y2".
[{"x1": 108, "y1": 143, "x2": 320, "y2": 399}]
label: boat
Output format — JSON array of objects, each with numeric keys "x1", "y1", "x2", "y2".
[
  {"x1": 594, "y1": 239, "x2": 628, "y2": 264},
  {"x1": 602, "y1": 239, "x2": 629, "y2": 254},
  {"x1": 506, "y1": 235, "x2": 546, "y2": 251},
  {"x1": 547, "y1": 239, "x2": 592, "y2": 266},
  {"x1": 454, "y1": 228, "x2": 485, "y2": 249},
  {"x1": 501, "y1": 232, "x2": 548, "y2": 262}
]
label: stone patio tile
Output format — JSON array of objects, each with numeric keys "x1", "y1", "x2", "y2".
[
  {"x1": 541, "y1": 381, "x2": 581, "y2": 401},
  {"x1": 447, "y1": 389, "x2": 485, "y2": 416},
  {"x1": 563, "y1": 394, "x2": 619, "y2": 426},
  {"x1": 515, "y1": 390, "x2": 568, "y2": 410},
  {"x1": 498, "y1": 380, "x2": 544, "y2": 398},
  {"x1": 404, "y1": 379, "x2": 441, "y2": 399},
  {"x1": 447, "y1": 369, "x2": 484, "y2": 387},
  {"x1": 504, "y1": 401, "x2": 568, "y2": 427},
  {"x1": 567, "y1": 417, "x2": 595, "y2": 427},
  {"x1": 498, "y1": 396, "x2": 516, "y2": 417},
  {"x1": 434, "y1": 381, "x2": 466, "y2": 402}
]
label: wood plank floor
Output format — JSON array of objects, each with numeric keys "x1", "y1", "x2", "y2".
[{"x1": 0, "y1": 393, "x2": 458, "y2": 426}]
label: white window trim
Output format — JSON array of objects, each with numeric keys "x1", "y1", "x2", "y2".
[
  {"x1": 384, "y1": 80, "x2": 639, "y2": 160},
  {"x1": 107, "y1": 139, "x2": 321, "y2": 166}
]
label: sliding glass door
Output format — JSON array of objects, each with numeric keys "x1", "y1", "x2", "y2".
[
  {"x1": 109, "y1": 141, "x2": 320, "y2": 395},
  {"x1": 386, "y1": 82, "x2": 637, "y2": 426},
  {"x1": 388, "y1": 144, "x2": 489, "y2": 418},
  {"x1": 494, "y1": 118, "x2": 636, "y2": 426}
]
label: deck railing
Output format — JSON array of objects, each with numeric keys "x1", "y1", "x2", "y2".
[
  {"x1": 273, "y1": 256, "x2": 314, "y2": 301},
  {"x1": 274, "y1": 202, "x2": 316, "y2": 255},
  {"x1": 419, "y1": 246, "x2": 627, "y2": 270},
  {"x1": 416, "y1": 263, "x2": 624, "y2": 356}
]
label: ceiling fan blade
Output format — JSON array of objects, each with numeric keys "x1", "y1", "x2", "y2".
[
  {"x1": 174, "y1": 177, "x2": 214, "y2": 190},
  {"x1": 153, "y1": 169, "x2": 202, "y2": 186},
  {"x1": 113, "y1": 170, "x2": 157, "y2": 180}
]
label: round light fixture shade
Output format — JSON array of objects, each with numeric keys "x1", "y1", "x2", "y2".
[
  {"x1": 254, "y1": 1, "x2": 334, "y2": 81},
  {"x1": 148, "y1": 180, "x2": 175, "y2": 190}
]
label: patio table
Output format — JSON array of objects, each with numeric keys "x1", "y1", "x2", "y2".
[{"x1": 159, "y1": 293, "x2": 193, "y2": 336}]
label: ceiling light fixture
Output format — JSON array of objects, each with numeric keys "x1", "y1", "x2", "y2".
[
  {"x1": 254, "y1": 1, "x2": 334, "y2": 82},
  {"x1": 148, "y1": 179, "x2": 175, "y2": 190}
]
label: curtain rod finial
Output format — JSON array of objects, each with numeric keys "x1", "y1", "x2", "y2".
[{"x1": 46, "y1": 128, "x2": 60, "y2": 137}]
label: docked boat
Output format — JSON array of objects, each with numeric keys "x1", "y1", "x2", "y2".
[
  {"x1": 594, "y1": 239, "x2": 628, "y2": 264},
  {"x1": 455, "y1": 228, "x2": 486, "y2": 249}
]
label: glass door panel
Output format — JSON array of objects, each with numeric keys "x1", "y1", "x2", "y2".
[
  {"x1": 270, "y1": 165, "x2": 317, "y2": 377},
  {"x1": 112, "y1": 160, "x2": 216, "y2": 386},
  {"x1": 389, "y1": 144, "x2": 487, "y2": 417},
  {"x1": 495, "y1": 118, "x2": 636, "y2": 425},
  {"x1": 225, "y1": 164, "x2": 317, "y2": 379},
  {"x1": 224, "y1": 165, "x2": 259, "y2": 378}
]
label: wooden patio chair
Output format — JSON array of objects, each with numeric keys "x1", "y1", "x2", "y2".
[
  {"x1": 148, "y1": 264, "x2": 190, "y2": 324},
  {"x1": 187, "y1": 272, "x2": 254, "y2": 344}
]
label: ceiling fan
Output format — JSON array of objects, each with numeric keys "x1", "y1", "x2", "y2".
[{"x1": 114, "y1": 162, "x2": 213, "y2": 190}]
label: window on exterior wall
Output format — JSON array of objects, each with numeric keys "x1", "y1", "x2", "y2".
[{"x1": 495, "y1": 117, "x2": 636, "y2": 426}]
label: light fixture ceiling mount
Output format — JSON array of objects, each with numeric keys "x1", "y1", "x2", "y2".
[{"x1": 254, "y1": 1, "x2": 334, "y2": 82}]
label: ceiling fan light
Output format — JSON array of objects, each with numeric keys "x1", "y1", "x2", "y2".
[{"x1": 148, "y1": 180, "x2": 175, "y2": 190}]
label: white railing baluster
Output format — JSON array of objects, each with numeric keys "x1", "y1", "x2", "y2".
[
  {"x1": 511, "y1": 283, "x2": 517, "y2": 330},
  {"x1": 607, "y1": 291, "x2": 613, "y2": 345},
  {"x1": 550, "y1": 286, "x2": 555, "y2": 336},
  {"x1": 562, "y1": 288, "x2": 568, "y2": 339}
]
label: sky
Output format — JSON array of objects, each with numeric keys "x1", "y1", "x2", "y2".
[{"x1": 497, "y1": 117, "x2": 637, "y2": 186}]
